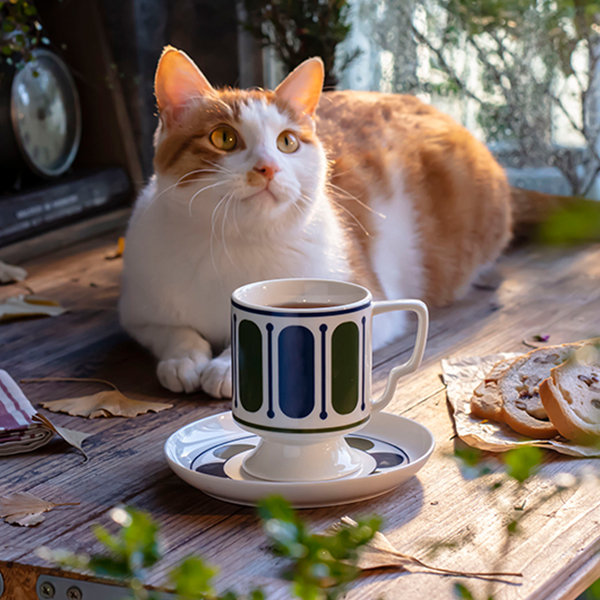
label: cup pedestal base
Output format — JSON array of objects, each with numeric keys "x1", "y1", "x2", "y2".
[{"x1": 241, "y1": 436, "x2": 371, "y2": 482}]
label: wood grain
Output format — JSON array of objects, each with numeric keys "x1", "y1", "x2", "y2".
[{"x1": 0, "y1": 235, "x2": 599, "y2": 600}]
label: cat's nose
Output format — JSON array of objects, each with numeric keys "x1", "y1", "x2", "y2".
[{"x1": 253, "y1": 162, "x2": 280, "y2": 181}]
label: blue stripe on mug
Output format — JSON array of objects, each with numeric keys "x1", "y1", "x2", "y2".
[
  {"x1": 232, "y1": 313, "x2": 238, "y2": 407},
  {"x1": 278, "y1": 325, "x2": 315, "y2": 419},
  {"x1": 361, "y1": 316, "x2": 366, "y2": 411},
  {"x1": 266, "y1": 323, "x2": 275, "y2": 418},
  {"x1": 319, "y1": 324, "x2": 328, "y2": 420}
]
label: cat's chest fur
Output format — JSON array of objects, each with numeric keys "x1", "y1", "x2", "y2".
[{"x1": 121, "y1": 179, "x2": 352, "y2": 349}]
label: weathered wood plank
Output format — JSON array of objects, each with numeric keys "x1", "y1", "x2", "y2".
[{"x1": 0, "y1": 234, "x2": 599, "y2": 600}]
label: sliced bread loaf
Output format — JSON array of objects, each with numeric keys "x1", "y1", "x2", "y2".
[
  {"x1": 539, "y1": 345, "x2": 600, "y2": 443},
  {"x1": 470, "y1": 357, "x2": 513, "y2": 421},
  {"x1": 495, "y1": 344, "x2": 583, "y2": 438}
]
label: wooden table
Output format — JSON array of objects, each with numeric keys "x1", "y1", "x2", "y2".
[{"x1": 1, "y1": 231, "x2": 599, "y2": 600}]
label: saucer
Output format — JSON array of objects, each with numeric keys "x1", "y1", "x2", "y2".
[{"x1": 164, "y1": 411, "x2": 435, "y2": 508}]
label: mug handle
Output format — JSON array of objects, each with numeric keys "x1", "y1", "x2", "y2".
[{"x1": 371, "y1": 299, "x2": 429, "y2": 413}]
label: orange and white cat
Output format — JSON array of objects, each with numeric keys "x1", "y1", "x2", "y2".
[{"x1": 119, "y1": 46, "x2": 512, "y2": 398}]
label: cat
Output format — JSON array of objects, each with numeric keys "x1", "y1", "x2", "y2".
[{"x1": 119, "y1": 45, "x2": 514, "y2": 398}]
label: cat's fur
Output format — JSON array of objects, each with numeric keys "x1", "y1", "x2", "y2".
[{"x1": 119, "y1": 47, "x2": 512, "y2": 397}]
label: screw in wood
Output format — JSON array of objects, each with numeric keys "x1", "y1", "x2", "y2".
[
  {"x1": 0, "y1": 570, "x2": 4, "y2": 598},
  {"x1": 66, "y1": 586, "x2": 83, "y2": 600},
  {"x1": 40, "y1": 581, "x2": 56, "y2": 598}
]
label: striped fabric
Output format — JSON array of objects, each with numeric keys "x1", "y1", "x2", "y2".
[{"x1": 0, "y1": 370, "x2": 53, "y2": 455}]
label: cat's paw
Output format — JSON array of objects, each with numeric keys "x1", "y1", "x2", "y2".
[
  {"x1": 156, "y1": 352, "x2": 210, "y2": 393},
  {"x1": 200, "y1": 355, "x2": 232, "y2": 398}
]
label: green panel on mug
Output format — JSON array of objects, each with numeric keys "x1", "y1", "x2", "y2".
[
  {"x1": 331, "y1": 321, "x2": 359, "y2": 414},
  {"x1": 238, "y1": 319, "x2": 263, "y2": 412}
]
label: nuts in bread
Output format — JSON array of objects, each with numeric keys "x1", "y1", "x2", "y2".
[
  {"x1": 470, "y1": 343, "x2": 583, "y2": 439},
  {"x1": 539, "y1": 344, "x2": 600, "y2": 444},
  {"x1": 470, "y1": 358, "x2": 512, "y2": 421}
]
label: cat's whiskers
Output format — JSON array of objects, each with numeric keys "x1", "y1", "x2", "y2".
[
  {"x1": 201, "y1": 159, "x2": 234, "y2": 175},
  {"x1": 321, "y1": 194, "x2": 373, "y2": 237},
  {"x1": 153, "y1": 170, "x2": 220, "y2": 203},
  {"x1": 290, "y1": 195, "x2": 308, "y2": 218},
  {"x1": 209, "y1": 191, "x2": 234, "y2": 273},
  {"x1": 188, "y1": 180, "x2": 229, "y2": 217},
  {"x1": 232, "y1": 196, "x2": 242, "y2": 236},
  {"x1": 220, "y1": 194, "x2": 236, "y2": 265},
  {"x1": 327, "y1": 182, "x2": 387, "y2": 220}
]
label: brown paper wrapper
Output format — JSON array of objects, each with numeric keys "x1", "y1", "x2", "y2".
[{"x1": 441, "y1": 353, "x2": 600, "y2": 457}]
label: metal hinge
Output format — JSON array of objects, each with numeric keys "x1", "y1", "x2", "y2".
[{"x1": 36, "y1": 575, "x2": 176, "y2": 600}]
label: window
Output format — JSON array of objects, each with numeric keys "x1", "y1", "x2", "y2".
[{"x1": 336, "y1": 0, "x2": 600, "y2": 199}]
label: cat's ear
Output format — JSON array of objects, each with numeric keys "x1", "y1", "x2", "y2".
[
  {"x1": 274, "y1": 57, "x2": 324, "y2": 117},
  {"x1": 155, "y1": 46, "x2": 214, "y2": 114}
]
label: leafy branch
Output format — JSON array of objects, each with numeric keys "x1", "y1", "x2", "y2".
[
  {"x1": 0, "y1": 0, "x2": 50, "y2": 69},
  {"x1": 39, "y1": 496, "x2": 379, "y2": 600},
  {"x1": 240, "y1": 0, "x2": 360, "y2": 88}
]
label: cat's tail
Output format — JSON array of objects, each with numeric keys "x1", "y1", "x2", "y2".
[{"x1": 510, "y1": 186, "x2": 600, "y2": 243}]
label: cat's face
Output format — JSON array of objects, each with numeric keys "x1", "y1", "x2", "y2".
[{"x1": 152, "y1": 48, "x2": 326, "y2": 235}]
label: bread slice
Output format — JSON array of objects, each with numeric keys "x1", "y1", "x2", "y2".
[
  {"x1": 470, "y1": 343, "x2": 584, "y2": 438},
  {"x1": 539, "y1": 345, "x2": 600, "y2": 443},
  {"x1": 496, "y1": 344, "x2": 584, "y2": 438},
  {"x1": 470, "y1": 357, "x2": 513, "y2": 421}
]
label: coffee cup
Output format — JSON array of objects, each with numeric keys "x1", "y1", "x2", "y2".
[{"x1": 231, "y1": 278, "x2": 428, "y2": 481}]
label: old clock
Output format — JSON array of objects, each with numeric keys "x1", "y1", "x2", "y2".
[{"x1": 0, "y1": 48, "x2": 81, "y2": 178}]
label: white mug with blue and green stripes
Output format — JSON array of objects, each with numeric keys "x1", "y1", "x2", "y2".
[{"x1": 231, "y1": 278, "x2": 428, "y2": 482}]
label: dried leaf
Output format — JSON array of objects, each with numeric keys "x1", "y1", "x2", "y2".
[
  {"x1": 105, "y1": 237, "x2": 125, "y2": 260},
  {"x1": 32, "y1": 413, "x2": 91, "y2": 461},
  {"x1": 0, "y1": 295, "x2": 65, "y2": 322},
  {"x1": 533, "y1": 334, "x2": 550, "y2": 342},
  {"x1": 334, "y1": 517, "x2": 522, "y2": 581},
  {"x1": 22, "y1": 377, "x2": 173, "y2": 418},
  {"x1": 0, "y1": 491, "x2": 78, "y2": 527},
  {"x1": 0, "y1": 260, "x2": 27, "y2": 284}
]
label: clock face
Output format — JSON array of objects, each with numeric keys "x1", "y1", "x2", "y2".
[{"x1": 10, "y1": 49, "x2": 81, "y2": 177}]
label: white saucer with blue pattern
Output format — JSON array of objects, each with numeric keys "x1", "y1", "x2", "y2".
[{"x1": 164, "y1": 411, "x2": 435, "y2": 508}]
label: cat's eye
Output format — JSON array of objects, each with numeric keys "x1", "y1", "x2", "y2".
[
  {"x1": 277, "y1": 131, "x2": 300, "y2": 153},
  {"x1": 210, "y1": 126, "x2": 238, "y2": 151}
]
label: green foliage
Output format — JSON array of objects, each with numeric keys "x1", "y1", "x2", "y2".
[
  {"x1": 454, "y1": 582, "x2": 475, "y2": 599},
  {"x1": 454, "y1": 581, "x2": 496, "y2": 600},
  {"x1": 537, "y1": 201, "x2": 600, "y2": 245},
  {"x1": 240, "y1": 0, "x2": 359, "y2": 88},
  {"x1": 90, "y1": 507, "x2": 161, "y2": 579},
  {"x1": 503, "y1": 447, "x2": 543, "y2": 483},
  {"x1": 419, "y1": 0, "x2": 600, "y2": 195},
  {"x1": 258, "y1": 496, "x2": 380, "y2": 600},
  {"x1": 40, "y1": 497, "x2": 379, "y2": 600},
  {"x1": 169, "y1": 557, "x2": 219, "y2": 599},
  {"x1": 0, "y1": 0, "x2": 47, "y2": 68},
  {"x1": 454, "y1": 446, "x2": 493, "y2": 479},
  {"x1": 580, "y1": 577, "x2": 600, "y2": 599}
]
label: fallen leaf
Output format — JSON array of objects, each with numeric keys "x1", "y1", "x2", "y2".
[
  {"x1": 0, "y1": 492, "x2": 78, "y2": 527},
  {"x1": 0, "y1": 260, "x2": 27, "y2": 284},
  {"x1": 105, "y1": 237, "x2": 125, "y2": 260},
  {"x1": 0, "y1": 295, "x2": 65, "y2": 322},
  {"x1": 32, "y1": 413, "x2": 91, "y2": 461},
  {"x1": 523, "y1": 334, "x2": 551, "y2": 349},
  {"x1": 22, "y1": 377, "x2": 172, "y2": 418},
  {"x1": 333, "y1": 517, "x2": 522, "y2": 580}
]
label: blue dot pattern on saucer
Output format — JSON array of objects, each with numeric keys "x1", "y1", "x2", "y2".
[{"x1": 191, "y1": 434, "x2": 409, "y2": 479}]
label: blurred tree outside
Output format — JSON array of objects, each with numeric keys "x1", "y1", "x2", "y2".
[
  {"x1": 241, "y1": 0, "x2": 360, "y2": 89},
  {"x1": 336, "y1": 0, "x2": 600, "y2": 199}
]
